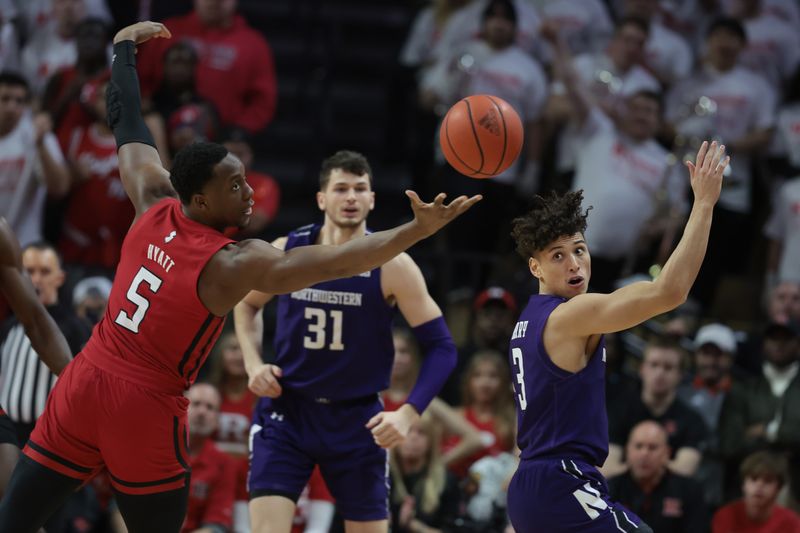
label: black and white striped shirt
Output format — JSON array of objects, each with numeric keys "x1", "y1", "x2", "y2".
[{"x1": 0, "y1": 303, "x2": 91, "y2": 425}]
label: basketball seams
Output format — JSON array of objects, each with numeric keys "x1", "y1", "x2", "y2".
[
  {"x1": 486, "y1": 96, "x2": 509, "y2": 176},
  {"x1": 463, "y1": 99, "x2": 486, "y2": 175},
  {"x1": 444, "y1": 109, "x2": 493, "y2": 176}
]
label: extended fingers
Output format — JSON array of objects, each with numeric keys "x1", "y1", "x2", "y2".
[{"x1": 695, "y1": 140, "x2": 709, "y2": 170}]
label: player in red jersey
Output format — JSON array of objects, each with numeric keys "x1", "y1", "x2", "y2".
[
  {"x1": 0, "y1": 21, "x2": 480, "y2": 533},
  {"x1": 0, "y1": 218, "x2": 72, "y2": 497}
]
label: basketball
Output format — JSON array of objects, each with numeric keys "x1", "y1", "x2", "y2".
[{"x1": 439, "y1": 94, "x2": 524, "y2": 178}]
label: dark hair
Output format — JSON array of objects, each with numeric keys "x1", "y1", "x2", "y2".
[
  {"x1": 629, "y1": 89, "x2": 663, "y2": 111},
  {"x1": 169, "y1": 142, "x2": 229, "y2": 204},
  {"x1": 740, "y1": 451, "x2": 788, "y2": 487},
  {"x1": 164, "y1": 41, "x2": 198, "y2": 64},
  {"x1": 482, "y1": 0, "x2": 517, "y2": 25},
  {"x1": 75, "y1": 17, "x2": 109, "y2": 40},
  {"x1": 22, "y1": 241, "x2": 63, "y2": 267},
  {"x1": 0, "y1": 71, "x2": 30, "y2": 98},
  {"x1": 511, "y1": 190, "x2": 590, "y2": 258},
  {"x1": 616, "y1": 16, "x2": 650, "y2": 35},
  {"x1": 643, "y1": 335, "x2": 686, "y2": 369},
  {"x1": 319, "y1": 150, "x2": 373, "y2": 190},
  {"x1": 706, "y1": 17, "x2": 747, "y2": 43}
]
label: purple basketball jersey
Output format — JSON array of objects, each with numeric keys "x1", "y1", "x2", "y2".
[
  {"x1": 268, "y1": 224, "x2": 396, "y2": 400},
  {"x1": 509, "y1": 294, "x2": 608, "y2": 466}
]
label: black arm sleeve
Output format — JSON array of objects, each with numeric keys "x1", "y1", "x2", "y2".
[{"x1": 107, "y1": 40, "x2": 156, "y2": 150}]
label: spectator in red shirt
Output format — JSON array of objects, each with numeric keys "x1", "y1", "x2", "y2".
[
  {"x1": 207, "y1": 332, "x2": 257, "y2": 533},
  {"x1": 713, "y1": 450, "x2": 800, "y2": 533},
  {"x1": 182, "y1": 383, "x2": 237, "y2": 533},
  {"x1": 138, "y1": 0, "x2": 278, "y2": 133},
  {"x1": 442, "y1": 350, "x2": 515, "y2": 478}
]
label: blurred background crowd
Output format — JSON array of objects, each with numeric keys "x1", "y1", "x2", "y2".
[{"x1": 0, "y1": 0, "x2": 799, "y2": 531}]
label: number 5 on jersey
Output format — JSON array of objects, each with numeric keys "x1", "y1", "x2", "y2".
[{"x1": 114, "y1": 266, "x2": 163, "y2": 333}]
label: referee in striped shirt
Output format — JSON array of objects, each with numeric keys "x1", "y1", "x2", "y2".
[{"x1": 0, "y1": 242, "x2": 91, "y2": 445}]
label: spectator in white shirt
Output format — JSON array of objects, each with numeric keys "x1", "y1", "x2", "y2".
[
  {"x1": 665, "y1": 17, "x2": 776, "y2": 309},
  {"x1": 547, "y1": 16, "x2": 660, "y2": 191},
  {"x1": 765, "y1": 178, "x2": 800, "y2": 285},
  {"x1": 422, "y1": 0, "x2": 548, "y2": 257},
  {"x1": 538, "y1": 0, "x2": 614, "y2": 57},
  {"x1": 545, "y1": 24, "x2": 686, "y2": 292},
  {"x1": 731, "y1": 0, "x2": 800, "y2": 91},
  {"x1": 20, "y1": 0, "x2": 85, "y2": 97},
  {"x1": 0, "y1": 72, "x2": 69, "y2": 246},
  {"x1": 622, "y1": 0, "x2": 695, "y2": 86}
]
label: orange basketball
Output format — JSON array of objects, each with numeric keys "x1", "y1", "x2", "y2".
[{"x1": 439, "y1": 94, "x2": 524, "y2": 178}]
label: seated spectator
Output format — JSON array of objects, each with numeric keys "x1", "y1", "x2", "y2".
[
  {"x1": 222, "y1": 129, "x2": 280, "y2": 239},
  {"x1": 739, "y1": 281, "x2": 800, "y2": 375},
  {"x1": 665, "y1": 17, "x2": 776, "y2": 309},
  {"x1": 765, "y1": 178, "x2": 800, "y2": 287},
  {"x1": 20, "y1": 0, "x2": 86, "y2": 96},
  {"x1": 442, "y1": 350, "x2": 515, "y2": 478},
  {"x1": 59, "y1": 73, "x2": 168, "y2": 274},
  {"x1": 0, "y1": 72, "x2": 69, "y2": 247},
  {"x1": 0, "y1": 242, "x2": 90, "y2": 445},
  {"x1": 713, "y1": 450, "x2": 800, "y2": 533},
  {"x1": 719, "y1": 322, "x2": 800, "y2": 502},
  {"x1": 181, "y1": 383, "x2": 236, "y2": 533},
  {"x1": 604, "y1": 337, "x2": 708, "y2": 478},
  {"x1": 678, "y1": 322, "x2": 739, "y2": 506},
  {"x1": 609, "y1": 421, "x2": 709, "y2": 533},
  {"x1": 137, "y1": 0, "x2": 277, "y2": 133},
  {"x1": 207, "y1": 332, "x2": 256, "y2": 533},
  {"x1": 384, "y1": 328, "x2": 484, "y2": 469},
  {"x1": 440, "y1": 287, "x2": 517, "y2": 405},
  {"x1": 546, "y1": 23, "x2": 685, "y2": 292},
  {"x1": 42, "y1": 17, "x2": 109, "y2": 146},
  {"x1": 390, "y1": 412, "x2": 462, "y2": 533},
  {"x1": 71, "y1": 274, "x2": 111, "y2": 325}
]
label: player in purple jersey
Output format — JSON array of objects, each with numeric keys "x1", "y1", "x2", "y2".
[
  {"x1": 234, "y1": 150, "x2": 460, "y2": 533},
  {"x1": 505, "y1": 140, "x2": 728, "y2": 533}
]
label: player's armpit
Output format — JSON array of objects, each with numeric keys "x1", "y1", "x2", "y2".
[
  {"x1": 549, "y1": 280, "x2": 684, "y2": 338},
  {"x1": 117, "y1": 145, "x2": 176, "y2": 218},
  {"x1": 382, "y1": 253, "x2": 443, "y2": 327}
]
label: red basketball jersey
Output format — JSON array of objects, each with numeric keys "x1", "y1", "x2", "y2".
[{"x1": 82, "y1": 198, "x2": 234, "y2": 393}]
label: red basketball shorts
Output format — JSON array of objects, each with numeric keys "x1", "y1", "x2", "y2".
[{"x1": 23, "y1": 355, "x2": 191, "y2": 495}]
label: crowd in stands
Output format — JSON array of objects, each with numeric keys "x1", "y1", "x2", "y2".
[{"x1": 1, "y1": 0, "x2": 800, "y2": 531}]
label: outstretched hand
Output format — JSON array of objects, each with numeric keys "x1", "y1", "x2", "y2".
[
  {"x1": 406, "y1": 191, "x2": 482, "y2": 239},
  {"x1": 113, "y1": 21, "x2": 171, "y2": 45},
  {"x1": 685, "y1": 140, "x2": 729, "y2": 206}
]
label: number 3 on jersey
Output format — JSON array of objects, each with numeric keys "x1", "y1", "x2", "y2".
[
  {"x1": 511, "y1": 347, "x2": 528, "y2": 411},
  {"x1": 304, "y1": 307, "x2": 345, "y2": 351},
  {"x1": 114, "y1": 266, "x2": 163, "y2": 333}
]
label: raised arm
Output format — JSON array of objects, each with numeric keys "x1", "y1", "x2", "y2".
[
  {"x1": 541, "y1": 22, "x2": 592, "y2": 127},
  {"x1": 108, "y1": 22, "x2": 176, "y2": 220},
  {"x1": 551, "y1": 141, "x2": 728, "y2": 337},
  {"x1": 0, "y1": 219, "x2": 71, "y2": 375}
]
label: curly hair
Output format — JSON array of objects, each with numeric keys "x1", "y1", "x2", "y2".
[
  {"x1": 170, "y1": 141, "x2": 229, "y2": 204},
  {"x1": 510, "y1": 190, "x2": 591, "y2": 258}
]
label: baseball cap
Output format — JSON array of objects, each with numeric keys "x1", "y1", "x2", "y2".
[
  {"x1": 474, "y1": 287, "x2": 517, "y2": 313},
  {"x1": 694, "y1": 323, "x2": 737, "y2": 353},
  {"x1": 73, "y1": 276, "x2": 113, "y2": 305}
]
